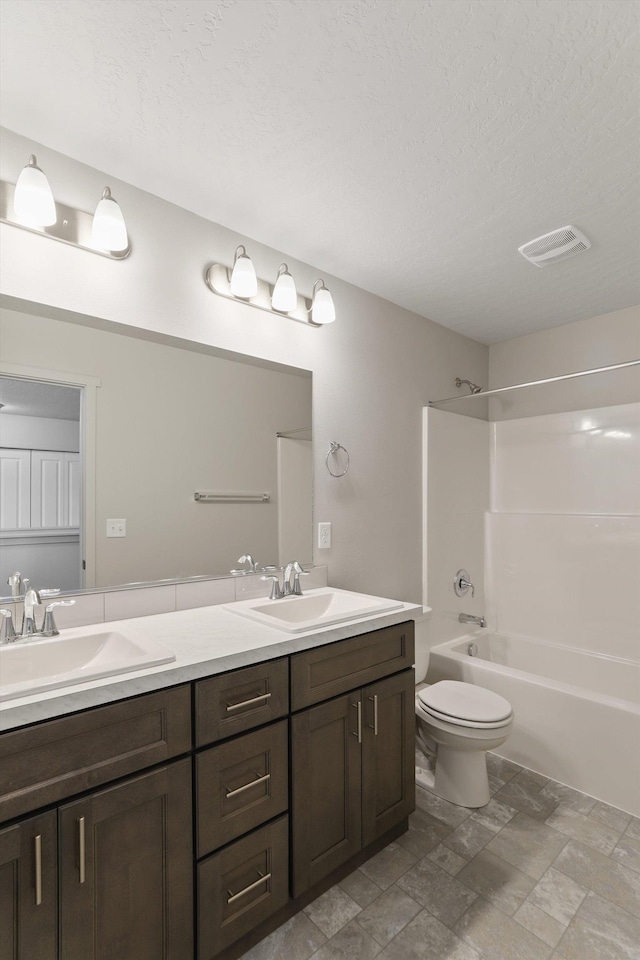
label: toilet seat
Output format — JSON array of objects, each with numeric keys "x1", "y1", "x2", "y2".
[{"x1": 417, "y1": 680, "x2": 512, "y2": 729}]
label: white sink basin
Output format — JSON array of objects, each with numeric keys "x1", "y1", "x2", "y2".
[
  {"x1": 0, "y1": 630, "x2": 175, "y2": 702},
  {"x1": 225, "y1": 587, "x2": 404, "y2": 633}
]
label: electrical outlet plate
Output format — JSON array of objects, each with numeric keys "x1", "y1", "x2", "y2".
[{"x1": 318, "y1": 522, "x2": 332, "y2": 549}]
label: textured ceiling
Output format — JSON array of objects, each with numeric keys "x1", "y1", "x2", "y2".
[
  {"x1": 0, "y1": 377, "x2": 81, "y2": 420},
  {"x1": 1, "y1": 0, "x2": 639, "y2": 343}
]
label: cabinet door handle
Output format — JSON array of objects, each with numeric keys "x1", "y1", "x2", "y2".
[
  {"x1": 368, "y1": 695, "x2": 379, "y2": 736},
  {"x1": 226, "y1": 772, "x2": 271, "y2": 799},
  {"x1": 352, "y1": 700, "x2": 362, "y2": 743},
  {"x1": 77, "y1": 817, "x2": 86, "y2": 885},
  {"x1": 226, "y1": 692, "x2": 271, "y2": 713},
  {"x1": 34, "y1": 834, "x2": 42, "y2": 906},
  {"x1": 227, "y1": 869, "x2": 271, "y2": 905}
]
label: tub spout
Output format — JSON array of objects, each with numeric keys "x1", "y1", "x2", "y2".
[{"x1": 459, "y1": 613, "x2": 486, "y2": 628}]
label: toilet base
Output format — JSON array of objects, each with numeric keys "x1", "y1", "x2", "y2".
[{"x1": 433, "y1": 744, "x2": 490, "y2": 808}]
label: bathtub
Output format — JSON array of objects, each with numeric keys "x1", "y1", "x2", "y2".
[{"x1": 426, "y1": 632, "x2": 640, "y2": 817}]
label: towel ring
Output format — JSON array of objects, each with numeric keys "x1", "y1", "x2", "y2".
[{"x1": 326, "y1": 441, "x2": 350, "y2": 478}]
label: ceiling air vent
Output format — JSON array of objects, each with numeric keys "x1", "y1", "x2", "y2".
[{"x1": 518, "y1": 225, "x2": 591, "y2": 267}]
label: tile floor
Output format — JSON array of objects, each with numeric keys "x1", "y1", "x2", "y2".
[{"x1": 239, "y1": 753, "x2": 640, "y2": 960}]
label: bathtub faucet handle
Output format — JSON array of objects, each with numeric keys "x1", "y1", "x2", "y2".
[{"x1": 454, "y1": 569, "x2": 475, "y2": 598}]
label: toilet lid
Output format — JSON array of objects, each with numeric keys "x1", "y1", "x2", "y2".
[{"x1": 418, "y1": 680, "x2": 512, "y2": 724}]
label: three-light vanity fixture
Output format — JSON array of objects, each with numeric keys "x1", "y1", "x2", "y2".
[
  {"x1": 205, "y1": 246, "x2": 337, "y2": 325},
  {"x1": 0, "y1": 155, "x2": 130, "y2": 258}
]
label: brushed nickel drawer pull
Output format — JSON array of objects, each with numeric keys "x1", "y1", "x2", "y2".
[
  {"x1": 226, "y1": 692, "x2": 271, "y2": 713},
  {"x1": 34, "y1": 834, "x2": 42, "y2": 906},
  {"x1": 78, "y1": 817, "x2": 86, "y2": 885},
  {"x1": 227, "y1": 869, "x2": 271, "y2": 905},
  {"x1": 368, "y1": 695, "x2": 379, "y2": 735},
  {"x1": 352, "y1": 700, "x2": 362, "y2": 743},
  {"x1": 226, "y1": 772, "x2": 271, "y2": 799}
]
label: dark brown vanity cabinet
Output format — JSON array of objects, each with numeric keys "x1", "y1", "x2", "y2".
[
  {"x1": 0, "y1": 687, "x2": 193, "y2": 960},
  {"x1": 290, "y1": 623, "x2": 415, "y2": 897}
]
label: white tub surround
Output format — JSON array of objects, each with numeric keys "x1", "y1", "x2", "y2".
[
  {"x1": 427, "y1": 632, "x2": 640, "y2": 817},
  {"x1": 0, "y1": 591, "x2": 421, "y2": 732}
]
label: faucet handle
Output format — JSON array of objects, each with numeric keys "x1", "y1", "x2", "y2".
[
  {"x1": 7, "y1": 572, "x2": 23, "y2": 598},
  {"x1": 260, "y1": 575, "x2": 284, "y2": 600},
  {"x1": 291, "y1": 566, "x2": 310, "y2": 596},
  {"x1": 41, "y1": 600, "x2": 76, "y2": 638},
  {"x1": 0, "y1": 609, "x2": 16, "y2": 644}
]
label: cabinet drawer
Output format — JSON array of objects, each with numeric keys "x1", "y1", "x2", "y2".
[
  {"x1": 291, "y1": 621, "x2": 415, "y2": 710},
  {"x1": 196, "y1": 720, "x2": 288, "y2": 858},
  {"x1": 195, "y1": 659, "x2": 289, "y2": 747},
  {"x1": 197, "y1": 815, "x2": 289, "y2": 958},
  {"x1": 0, "y1": 685, "x2": 191, "y2": 822}
]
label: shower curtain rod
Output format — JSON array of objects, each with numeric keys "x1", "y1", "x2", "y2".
[
  {"x1": 276, "y1": 426, "x2": 312, "y2": 437},
  {"x1": 428, "y1": 359, "x2": 640, "y2": 406}
]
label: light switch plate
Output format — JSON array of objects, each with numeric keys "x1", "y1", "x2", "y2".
[{"x1": 107, "y1": 519, "x2": 126, "y2": 538}]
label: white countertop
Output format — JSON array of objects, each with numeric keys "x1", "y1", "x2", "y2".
[{"x1": 0, "y1": 597, "x2": 422, "y2": 732}]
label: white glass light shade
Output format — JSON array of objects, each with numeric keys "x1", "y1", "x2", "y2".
[
  {"x1": 91, "y1": 187, "x2": 128, "y2": 251},
  {"x1": 271, "y1": 265, "x2": 298, "y2": 313},
  {"x1": 13, "y1": 155, "x2": 56, "y2": 226},
  {"x1": 311, "y1": 283, "x2": 336, "y2": 324},
  {"x1": 230, "y1": 247, "x2": 258, "y2": 298}
]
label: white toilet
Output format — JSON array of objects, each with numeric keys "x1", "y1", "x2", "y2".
[{"x1": 415, "y1": 679, "x2": 513, "y2": 808}]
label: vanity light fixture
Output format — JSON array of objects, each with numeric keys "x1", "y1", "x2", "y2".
[
  {"x1": 205, "y1": 248, "x2": 337, "y2": 326},
  {"x1": 13, "y1": 155, "x2": 57, "y2": 226},
  {"x1": 0, "y1": 154, "x2": 131, "y2": 259},
  {"x1": 271, "y1": 263, "x2": 298, "y2": 313},
  {"x1": 230, "y1": 245, "x2": 258, "y2": 298}
]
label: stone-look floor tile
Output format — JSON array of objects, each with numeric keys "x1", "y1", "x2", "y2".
[
  {"x1": 486, "y1": 752, "x2": 522, "y2": 782},
  {"x1": 545, "y1": 806, "x2": 621, "y2": 855},
  {"x1": 358, "y1": 842, "x2": 417, "y2": 891},
  {"x1": 378, "y1": 909, "x2": 481, "y2": 960},
  {"x1": 241, "y1": 912, "x2": 326, "y2": 960},
  {"x1": 554, "y1": 891, "x2": 640, "y2": 960},
  {"x1": 554, "y1": 839, "x2": 640, "y2": 918},
  {"x1": 454, "y1": 897, "x2": 553, "y2": 960},
  {"x1": 443, "y1": 818, "x2": 495, "y2": 859},
  {"x1": 495, "y1": 781, "x2": 560, "y2": 821},
  {"x1": 457, "y1": 848, "x2": 537, "y2": 916},
  {"x1": 414, "y1": 785, "x2": 471, "y2": 828},
  {"x1": 396, "y1": 855, "x2": 478, "y2": 927},
  {"x1": 527, "y1": 866, "x2": 588, "y2": 926},
  {"x1": 611, "y1": 835, "x2": 640, "y2": 875},
  {"x1": 539, "y1": 782, "x2": 597, "y2": 816},
  {"x1": 589, "y1": 800, "x2": 632, "y2": 834},
  {"x1": 515, "y1": 901, "x2": 565, "y2": 948},
  {"x1": 426, "y1": 843, "x2": 467, "y2": 876},
  {"x1": 489, "y1": 773, "x2": 506, "y2": 795},
  {"x1": 396, "y1": 806, "x2": 452, "y2": 859},
  {"x1": 623, "y1": 816, "x2": 640, "y2": 843},
  {"x1": 309, "y1": 919, "x2": 382, "y2": 960},
  {"x1": 511, "y1": 768, "x2": 550, "y2": 793},
  {"x1": 485, "y1": 812, "x2": 568, "y2": 880},
  {"x1": 356, "y1": 885, "x2": 422, "y2": 946},
  {"x1": 304, "y1": 885, "x2": 361, "y2": 939},
  {"x1": 469, "y1": 796, "x2": 517, "y2": 834},
  {"x1": 339, "y1": 869, "x2": 382, "y2": 908}
]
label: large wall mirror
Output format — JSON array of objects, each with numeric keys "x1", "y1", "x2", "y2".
[{"x1": 0, "y1": 299, "x2": 312, "y2": 593}]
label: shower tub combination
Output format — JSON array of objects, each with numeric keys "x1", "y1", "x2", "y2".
[{"x1": 426, "y1": 631, "x2": 640, "y2": 817}]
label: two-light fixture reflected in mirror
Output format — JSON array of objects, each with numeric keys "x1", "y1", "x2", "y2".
[
  {"x1": 1, "y1": 154, "x2": 130, "y2": 259},
  {"x1": 206, "y1": 245, "x2": 337, "y2": 325}
]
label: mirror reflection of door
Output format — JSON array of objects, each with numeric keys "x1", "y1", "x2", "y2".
[{"x1": 0, "y1": 377, "x2": 84, "y2": 592}]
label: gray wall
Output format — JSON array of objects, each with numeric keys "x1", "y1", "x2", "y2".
[{"x1": 0, "y1": 127, "x2": 488, "y2": 603}]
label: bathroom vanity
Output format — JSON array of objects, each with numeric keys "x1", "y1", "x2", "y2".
[{"x1": 0, "y1": 601, "x2": 416, "y2": 960}]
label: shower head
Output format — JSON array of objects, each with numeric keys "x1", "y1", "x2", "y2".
[{"x1": 455, "y1": 378, "x2": 483, "y2": 395}]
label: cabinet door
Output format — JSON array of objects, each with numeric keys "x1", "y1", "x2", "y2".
[
  {"x1": 0, "y1": 449, "x2": 30, "y2": 529},
  {"x1": 58, "y1": 759, "x2": 193, "y2": 960},
  {"x1": 0, "y1": 811, "x2": 57, "y2": 960},
  {"x1": 291, "y1": 694, "x2": 362, "y2": 897},
  {"x1": 362, "y1": 670, "x2": 415, "y2": 846}
]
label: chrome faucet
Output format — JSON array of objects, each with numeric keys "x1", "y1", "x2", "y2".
[
  {"x1": 459, "y1": 613, "x2": 486, "y2": 628},
  {"x1": 0, "y1": 582, "x2": 75, "y2": 643},
  {"x1": 261, "y1": 561, "x2": 310, "y2": 600},
  {"x1": 6, "y1": 571, "x2": 24, "y2": 598},
  {"x1": 237, "y1": 554, "x2": 258, "y2": 573},
  {"x1": 21, "y1": 581, "x2": 41, "y2": 637}
]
